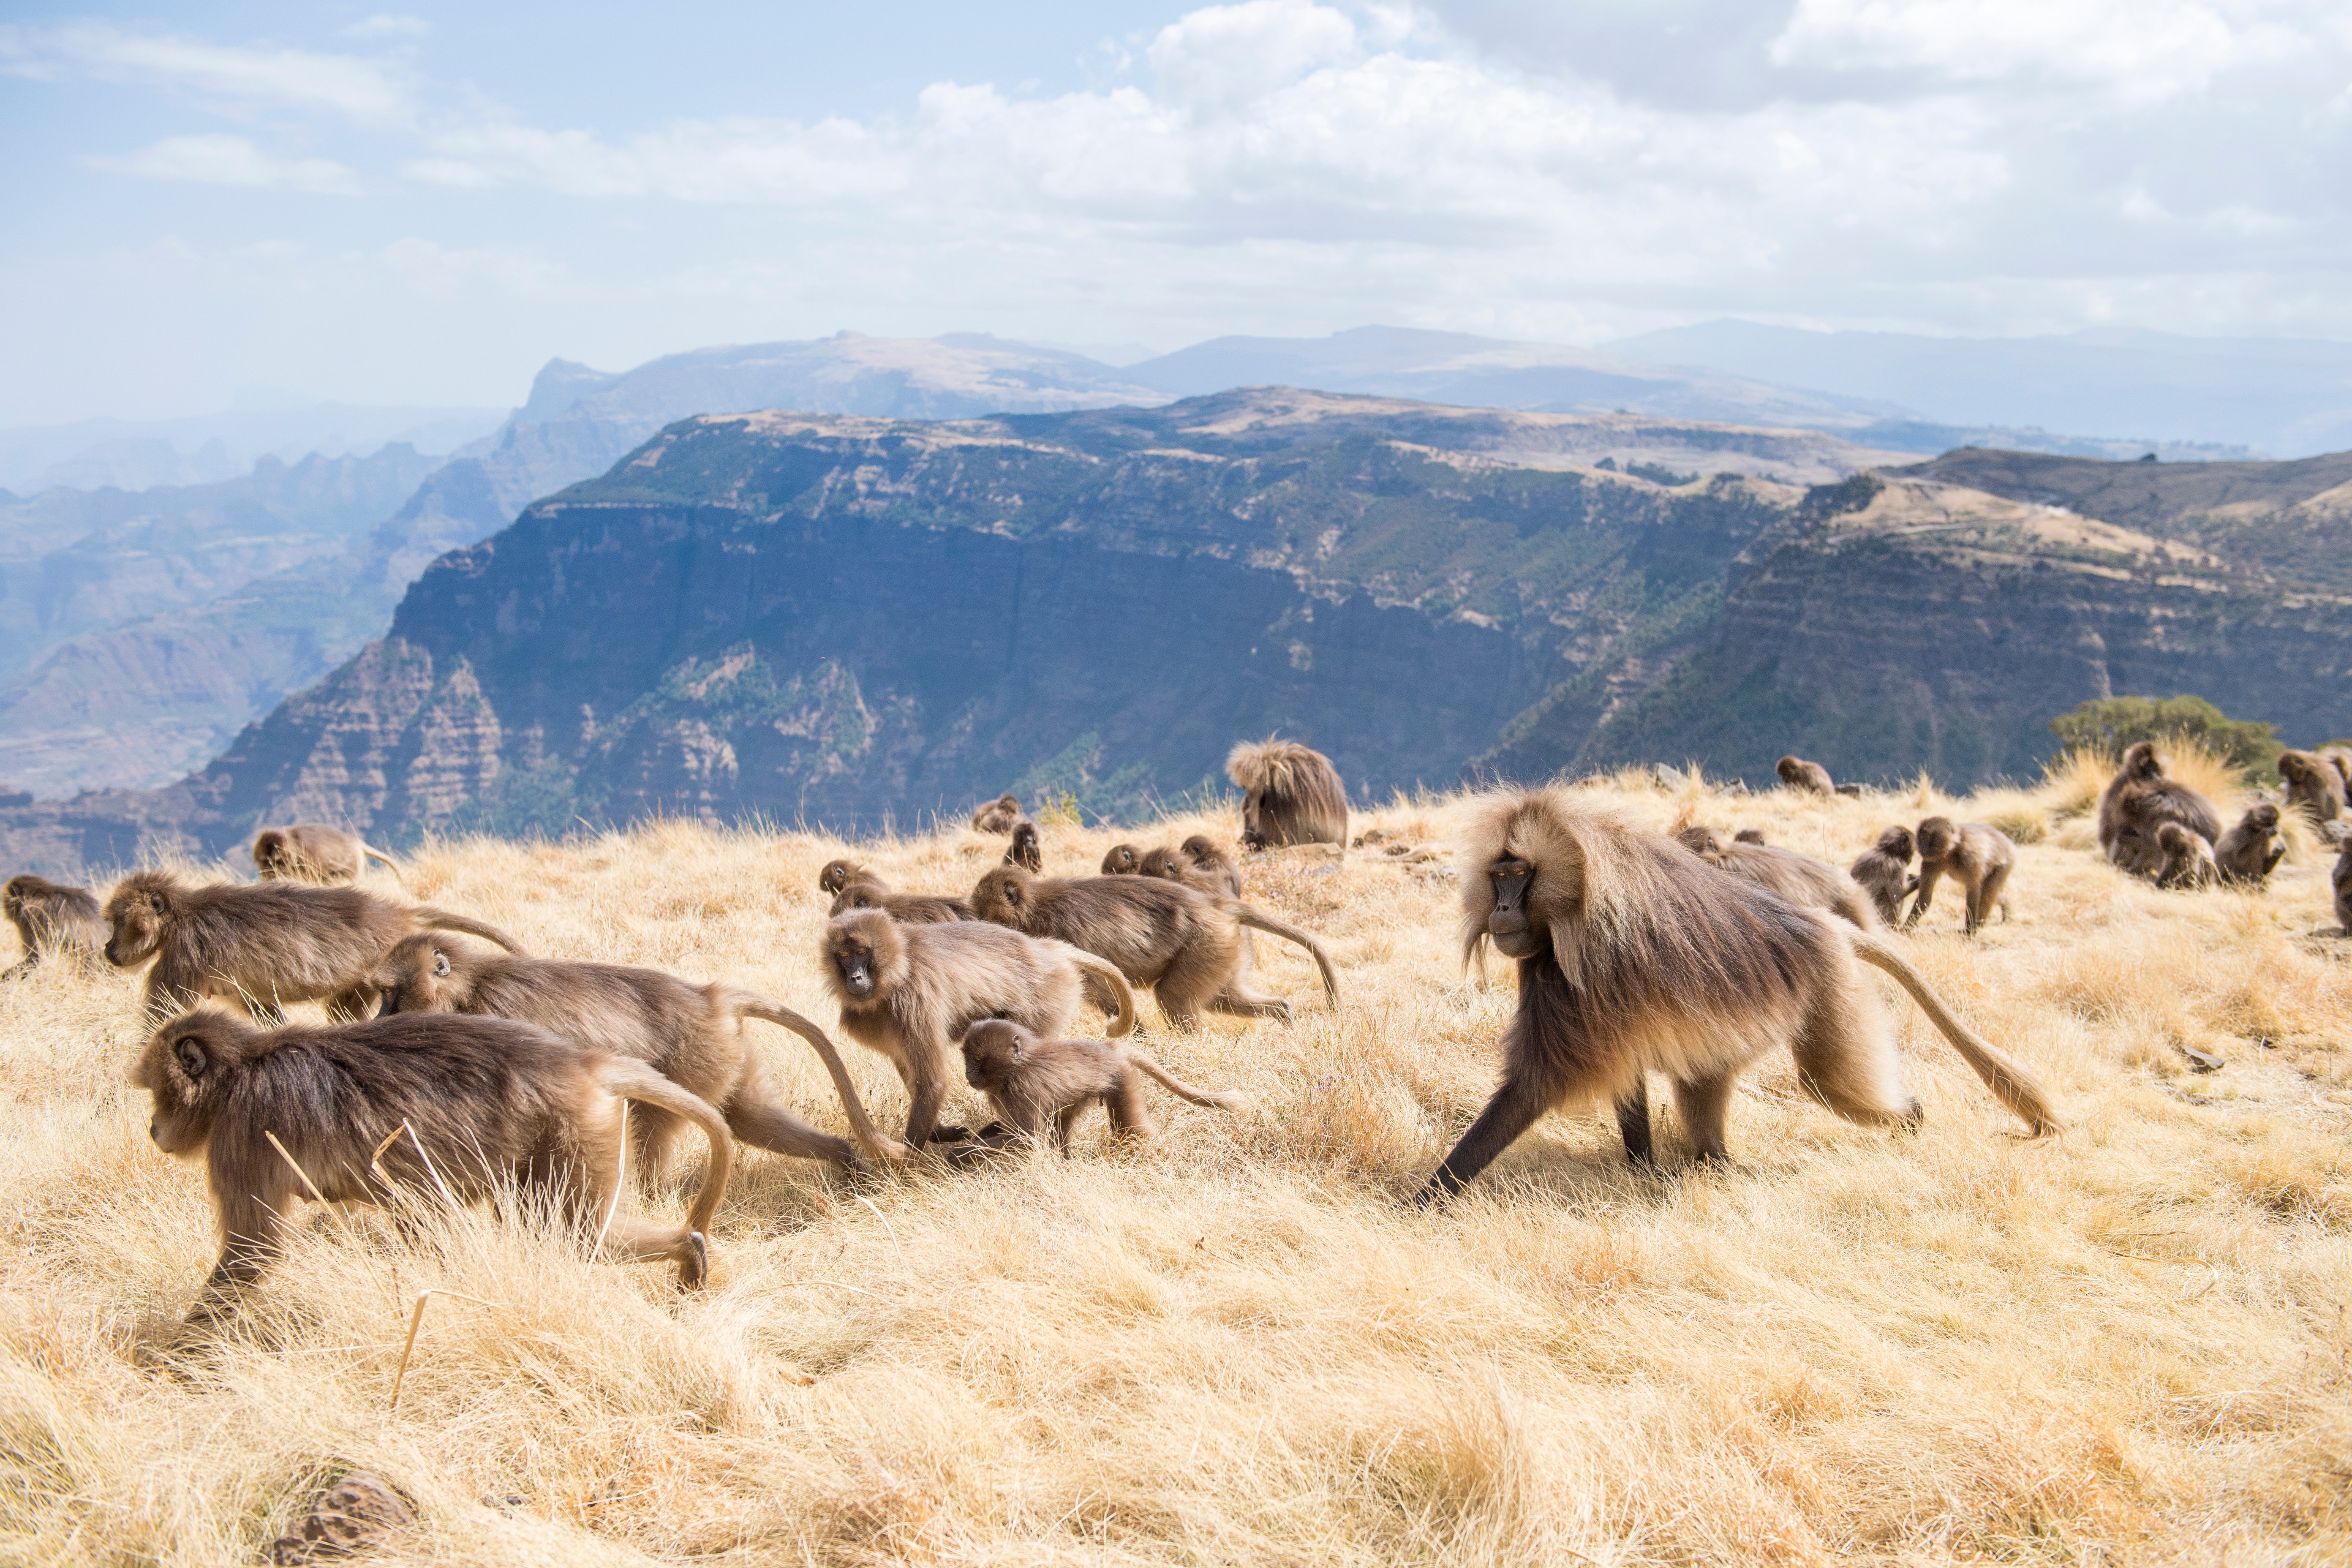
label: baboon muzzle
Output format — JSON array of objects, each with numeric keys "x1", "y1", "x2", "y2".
[
  {"x1": 1486, "y1": 858, "x2": 1539, "y2": 958},
  {"x1": 841, "y1": 963, "x2": 874, "y2": 999}
]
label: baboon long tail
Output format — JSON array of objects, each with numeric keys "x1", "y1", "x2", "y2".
[
  {"x1": 597, "y1": 1058, "x2": 735, "y2": 1237},
  {"x1": 1066, "y1": 950, "x2": 1138, "y2": 1037},
  {"x1": 733, "y1": 994, "x2": 910, "y2": 1164},
  {"x1": 414, "y1": 907, "x2": 525, "y2": 954},
  {"x1": 1234, "y1": 904, "x2": 1340, "y2": 1007},
  {"x1": 1129, "y1": 1050, "x2": 1246, "y2": 1111},
  {"x1": 1850, "y1": 931, "x2": 2062, "y2": 1135},
  {"x1": 360, "y1": 844, "x2": 406, "y2": 887}
]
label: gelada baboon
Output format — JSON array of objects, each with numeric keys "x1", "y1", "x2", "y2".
[
  {"x1": 1417, "y1": 789, "x2": 2059, "y2": 1197},
  {"x1": 103, "y1": 871, "x2": 523, "y2": 1022},
  {"x1": 1733, "y1": 828, "x2": 1767, "y2": 845},
  {"x1": 2099, "y1": 742, "x2": 2219, "y2": 874},
  {"x1": 1906, "y1": 817, "x2": 2015, "y2": 935},
  {"x1": 1847, "y1": 828, "x2": 1918, "y2": 927},
  {"x1": 1675, "y1": 827, "x2": 1878, "y2": 931},
  {"x1": 1140, "y1": 836, "x2": 1244, "y2": 898},
  {"x1": 972, "y1": 794, "x2": 1023, "y2": 834},
  {"x1": 135, "y1": 1007, "x2": 733, "y2": 1315},
  {"x1": 372, "y1": 935, "x2": 907, "y2": 1170},
  {"x1": 2333, "y1": 840, "x2": 2352, "y2": 933},
  {"x1": 2214, "y1": 803, "x2": 2285, "y2": 885},
  {"x1": 818, "y1": 858, "x2": 861, "y2": 896},
  {"x1": 1101, "y1": 844, "x2": 1143, "y2": 875},
  {"x1": 957, "y1": 1019, "x2": 1244, "y2": 1152},
  {"x1": 825, "y1": 865, "x2": 975, "y2": 925},
  {"x1": 1004, "y1": 820, "x2": 1043, "y2": 873},
  {"x1": 1776, "y1": 756, "x2": 1836, "y2": 795},
  {"x1": 252, "y1": 824, "x2": 402, "y2": 885},
  {"x1": 3, "y1": 874, "x2": 107, "y2": 978},
  {"x1": 821, "y1": 909, "x2": 1137, "y2": 1149},
  {"x1": 969, "y1": 865, "x2": 1339, "y2": 1026},
  {"x1": 1226, "y1": 737, "x2": 1348, "y2": 849},
  {"x1": 2278, "y1": 751, "x2": 2346, "y2": 825},
  {"x1": 2154, "y1": 822, "x2": 2221, "y2": 890}
]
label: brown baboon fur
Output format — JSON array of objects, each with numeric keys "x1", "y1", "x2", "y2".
[
  {"x1": 252, "y1": 824, "x2": 402, "y2": 885},
  {"x1": 2324, "y1": 749, "x2": 2352, "y2": 791},
  {"x1": 2278, "y1": 751, "x2": 2346, "y2": 825},
  {"x1": 1180, "y1": 835, "x2": 1246, "y2": 896},
  {"x1": 956, "y1": 1019, "x2": 1244, "y2": 1153},
  {"x1": 1776, "y1": 756, "x2": 1836, "y2": 795},
  {"x1": 972, "y1": 794, "x2": 1023, "y2": 834},
  {"x1": 371, "y1": 935, "x2": 906, "y2": 1171},
  {"x1": 1101, "y1": 844, "x2": 1143, "y2": 875},
  {"x1": 1906, "y1": 817, "x2": 2016, "y2": 935},
  {"x1": 1004, "y1": 820, "x2": 1043, "y2": 873},
  {"x1": 1417, "y1": 789, "x2": 2059, "y2": 1197},
  {"x1": 969, "y1": 865, "x2": 1339, "y2": 1027},
  {"x1": 1140, "y1": 837, "x2": 1244, "y2": 899},
  {"x1": 3, "y1": 874, "x2": 107, "y2": 978},
  {"x1": 1674, "y1": 827, "x2": 1878, "y2": 931},
  {"x1": 1847, "y1": 828, "x2": 1918, "y2": 928},
  {"x1": 817, "y1": 858, "x2": 862, "y2": 896},
  {"x1": 103, "y1": 871, "x2": 523, "y2": 1023},
  {"x1": 2099, "y1": 742, "x2": 2221, "y2": 874},
  {"x1": 2333, "y1": 841, "x2": 2352, "y2": 933},
  {"x1": 2214, "y1": 803, "x2": 2286, "y2": 885},
  {"x1": 1226, "y1": 737, "x2": 1348, "y2": 849},
  {"x1": 820, "y1": 910, "x2": 1137, "y2": 1149},
  {"x1": 133, "y1": 1007, "x2": 732, "y2": 1316},
  {"x1": 2155, "y1": 822, "x2": 2222, "y2": 890},
  {"x1": 826, "y1": 867, "x2": 976, "y2": 925},
  {"x1": 1732, "y1": 828, "x2": 1766, "y2": 845}
]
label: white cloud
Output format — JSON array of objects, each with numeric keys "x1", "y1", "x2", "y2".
[
  {"x1": 343, "y1": 15, "x2": 431, "y2": 41},
  {"x1": 0, "y1": 22, "x2": 409, "y2": 122},
  {"x1": 89, "y1": 134, "x2": 361, "y2": 195}
]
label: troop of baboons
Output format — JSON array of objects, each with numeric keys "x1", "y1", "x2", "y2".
[{"x1": 6, "y1": 729, "x2": 2338, "y2": 1314}]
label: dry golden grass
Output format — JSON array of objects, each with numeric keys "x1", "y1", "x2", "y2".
[{"x1": 4, "y1": 774, "x2": 2350, "y2": 1565}]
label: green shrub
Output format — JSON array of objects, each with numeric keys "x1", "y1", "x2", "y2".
[{"x1": 2048, "y1": 694, "x2": 2281, "y2": 781}]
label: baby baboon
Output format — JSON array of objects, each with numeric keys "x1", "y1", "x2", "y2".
[
  {"x1": 1733, "y1": 828, "x2": 1766, "y2": 845},
  {"x1": 1101, "y1": 844, "x2": 1143, "y2": 875},
  {"x1": 1776, "y1": 755, "x2": 1836, "y2": 795},
  {"x1": 1004, "y1": 820, "x2": 1043, "y2": 872},
  {"x1": 1226, "y1": 737, "x2": 1348, "y2": 849},
  {"x1": 969, "y1": 865, "x2": 1339, "y2": 1026},
  {"x1": 2154, "y1": 822, "x2": 2221, "y2": 890},
  {"x1": 1179, "y1": 835, "x2": 1245, "y2": 896},
  {"x1": 1418, "y1": 788, "x2": 2058, "y2": 1196},
  {"x1": 3, "y1": 874, "x2": 107, "y2": 978},
  {"x1": 1674, "y1": 827, "x2": 1878, "y2": 931},
  {"x1": 827, "y1": 868, "x2": 975, "y2": 925},
  {"x1": 2214, "y1": 803, "x2": 2286, "y2": 885},
  {"x1": 1847, "y1": 828, "x2": 1918, "y2": 927},
  {"x1": 134, "y1": 1007, "x2": 733, "y2": 1315},
  {"x1": 1906, "y1": 817, "x2": 2015, "y2": 935},
  {"x1": 817, "y1": 858, "x2": 862, "y2": 896},
  {"x1": 2278, "y1": 751, "x2": 2345, "y2": 825},
  {"x1": 372, "y1": 935, "x2": 906, "y2": 1170},
  {"x1": 957, "y1": 1019, "x2": 1244, "y2": 1152},
  {"x1": 251, "y1": 824, "x2": 402, "y2": 885},
  {"x1": 103, "y1": 871, "x2": 523, "y2": 1022},
  {"x1": 821, "y1": 909, "x2": 1136, "y2": 1149},
  {"x1": 2099, "y1": 742, "x2": 2219, "y2": 874},
  {"x1": 972, "y1": 794, "x2": 1023, "y2": 834}
]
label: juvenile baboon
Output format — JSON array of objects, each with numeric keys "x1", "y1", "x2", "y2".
[
  {"x1": 1226, "y1": 737, "x2": 1348, "y2": 849},
  {"x1": 2154, "y1": 822, "x2": 2222, "y2": 890},
  {"x1": 2324, "y1": 749, "x2": 2352, "y2": 791},
  {"x1": 2099, "y1": 742, "x2": 2219, "y2": 874},
  {"x1": 1418, "y1": 789, "x2": 2059, "y2": 1196},
  {"x1": 1140, "y1": 837, "x2": 1245, "y2": 898},
  {"x1": 1847, "y1": 828, "x2": 1918, "y2": 927},
  {"x1": 972, "y1": 794, "x2": 1023, "y2": 834},
  {"x1": 1674, "y1": 827, "x2": 1878, "y2": 931},
  {"x1": 134, "y1": 1007, "x2": 733, "y2": 1316},
  {"x1": 3, "y1": 874, "x2": 107, "y2": 978},
  {"x1": 1180, "y1": 835, "x2": 1245, "y2": 896},
  {"x1": 1004, "y1": 820, "x2": 1043, "y2": 873},
  {"x1": 251, "y1": 824, "x2": 402, "y2": 885},
  {"x1": 1733, "y1": 828, "x2": 1767, "y2": 845},
  {"x1": 1906, "y1": 817, "x2": 2015, "y2": 935},
  {"x1": 957, "y1": 1019, "x2": 1244, "y2": 1152},
  {"x1": 2278, "y1": 751, "x2": 2345, "y2": 825},
  {"x1": 827, "y1": 868, "x2": 975, "y2": 925},
  {"x1": 1776, "y1": 756, "x2": 1836, "y2": 795},
  {"x1": 2333, "y1": 840, "x2": 2352, "y2": 933},
  {"x1": 821, "y1": 909, "x2": 1136, "y2": 1149},
  {"x1": 1101, "y1": 844, "x2": 1143, "y2": 875},
  {"x1": 103, "y1": 871, "x2": 523, "y2": 1022},
  {"x1": 372, "y1": 935, "x2": 906, "y2": 1171},
  {"x1": 2214, "y1": 803, "x2": 2286, "y2": 885},
  {"x1": 817, "y1": 859, "x2": 862, "y2": 896},
  {"x1": 969, "y1": 865, "x2": 1339, "y2": 1026}
]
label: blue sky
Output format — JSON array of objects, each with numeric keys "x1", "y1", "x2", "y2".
[{"x1": 4, "y1": 0, "x2": 2348, "y2": 425}]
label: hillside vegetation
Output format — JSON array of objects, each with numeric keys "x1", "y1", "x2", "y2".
[{"x1": 1, "y1": 769, "x2": 2346, "y2": 1564}]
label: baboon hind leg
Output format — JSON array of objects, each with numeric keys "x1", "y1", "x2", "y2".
[
  {"x1": 1670, "y1": 1073, "x2": 1739, "y2": 1163},
  {"x1": 1966, "y1": 866, "x2": 2011, "y2": 936},
  {"x1": 595, "y1": 1211, "x2": 710, "y2": 1288},
  {"x1": 725, "y1": 1061, "x2": 859, "y2": 1165},
  {"x1": 1790, "y1": 983, "x2": 1921, "y2": 1130},
  {"x1": 1207, "y1": 983, "x2": 1292, "y2": 1023}
]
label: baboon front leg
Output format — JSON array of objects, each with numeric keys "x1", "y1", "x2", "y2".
[
  {"x1": 1614, "y1": 1078, "x2": 1654, "y2": 1165},
  {"x1": 1671, "y1": 1073, "x2": 1738, "y2": 1162},
  {"x1": 1903, "y1": 867, "x2": 1943, "y2": 929},
  {"x1": 1416, "y1": 1071, "x2": 1553, "y2": 1204}
]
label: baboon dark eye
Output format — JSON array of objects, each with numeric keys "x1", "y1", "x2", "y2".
[
  {"x1": 433, "y1": 951, "x2": 450, "y2": 977},
  {"x1": 174, "y1": 1039, "x2": 207, "y2": 1078}
]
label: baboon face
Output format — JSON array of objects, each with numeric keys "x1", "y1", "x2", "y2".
[
  {"x1": 1674, "y1": 826, "x2": 1725, "y2": 860},
  {"x1": 133, "y1": 1011, "x2": 248, "y2": 1155},
  {"x1": 1138, "y1": 848, "x2": 1186, "y2": 882},
  {"x1": 2249, "y1": 804, "x2": 2280, "y2": 831},
  {"x1": 2281, "y1": 754, "x2": 2312, "y2": 784},
  {"x1": 1101, "y1": 845, "x2": 1141, "y2": 876},
  {"x1": 252, "y1": 830, "x2": 290, "y2": 877},
  {"x1": 818, "y1": 859, "x2": 859, "y2": 896},
  {"x1": 1875, "y1": 827, "x2": 1914, "y2": 861},
  {"x1": 969, "y1": 868, "x2": 1028, "y2": 924},
  {"x1": 1239, "y1": 793, "x2": 1269, "y2": 850},
  {"x1": 1484, "y1": 855, "x2": 1542, "y2": 960},
  {"x1": 962, "y1": 1019, "x2": 1026, "y2": 1089},
  {"x1": 823, "y1": 913, "x2": 901, "y2": 1002},
  {"x1": 1915, "y1": 817, "x2": 1959, "y2": 859},
  {"x1": 1775, "y1": 758, "x2": 1801, "y2": 784},
  {"x1": 373, "y1": 935, "x2": 463, "y2": 1016},
  {"x1": 1179, "y1": 836, "x2": 1221, "y2": 866},
  {"x1": 101, "y1": 879, "x2": 170, "y2": 968},
  {"x1": 2123, "y1": 742, "x2": 2162, "y2": 781}
]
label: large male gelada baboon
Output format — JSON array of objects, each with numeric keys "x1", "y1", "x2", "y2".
[
  {"x1": 2099, "y1": 742, "x2": 2220, "y2": 875},
  {"x1": 1226, "y1": 738, "x2": 1348, "y2": 849},
  {"x1": 3, "y1": 874, "x2": 107, "y2": 978},
  {"x1": 1417, "y1": 789, "x2": 2059, "y2": 1198}
]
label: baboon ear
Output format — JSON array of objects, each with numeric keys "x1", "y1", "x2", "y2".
[
  {"x1": 432, "y1": 949, "x2": 451, "y2": 977},
  {"x1": 174, "y1": 1037, "x2": 208, "y2": 1079}
]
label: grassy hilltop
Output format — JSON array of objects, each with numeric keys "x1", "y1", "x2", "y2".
[{"x1": 1, "y1": 767, "x2": 2348, "y2": 1564}]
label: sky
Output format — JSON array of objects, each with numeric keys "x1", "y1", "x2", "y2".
[{"x1": 3, "y1": 0, "x2": 2349, "y2": 426}]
